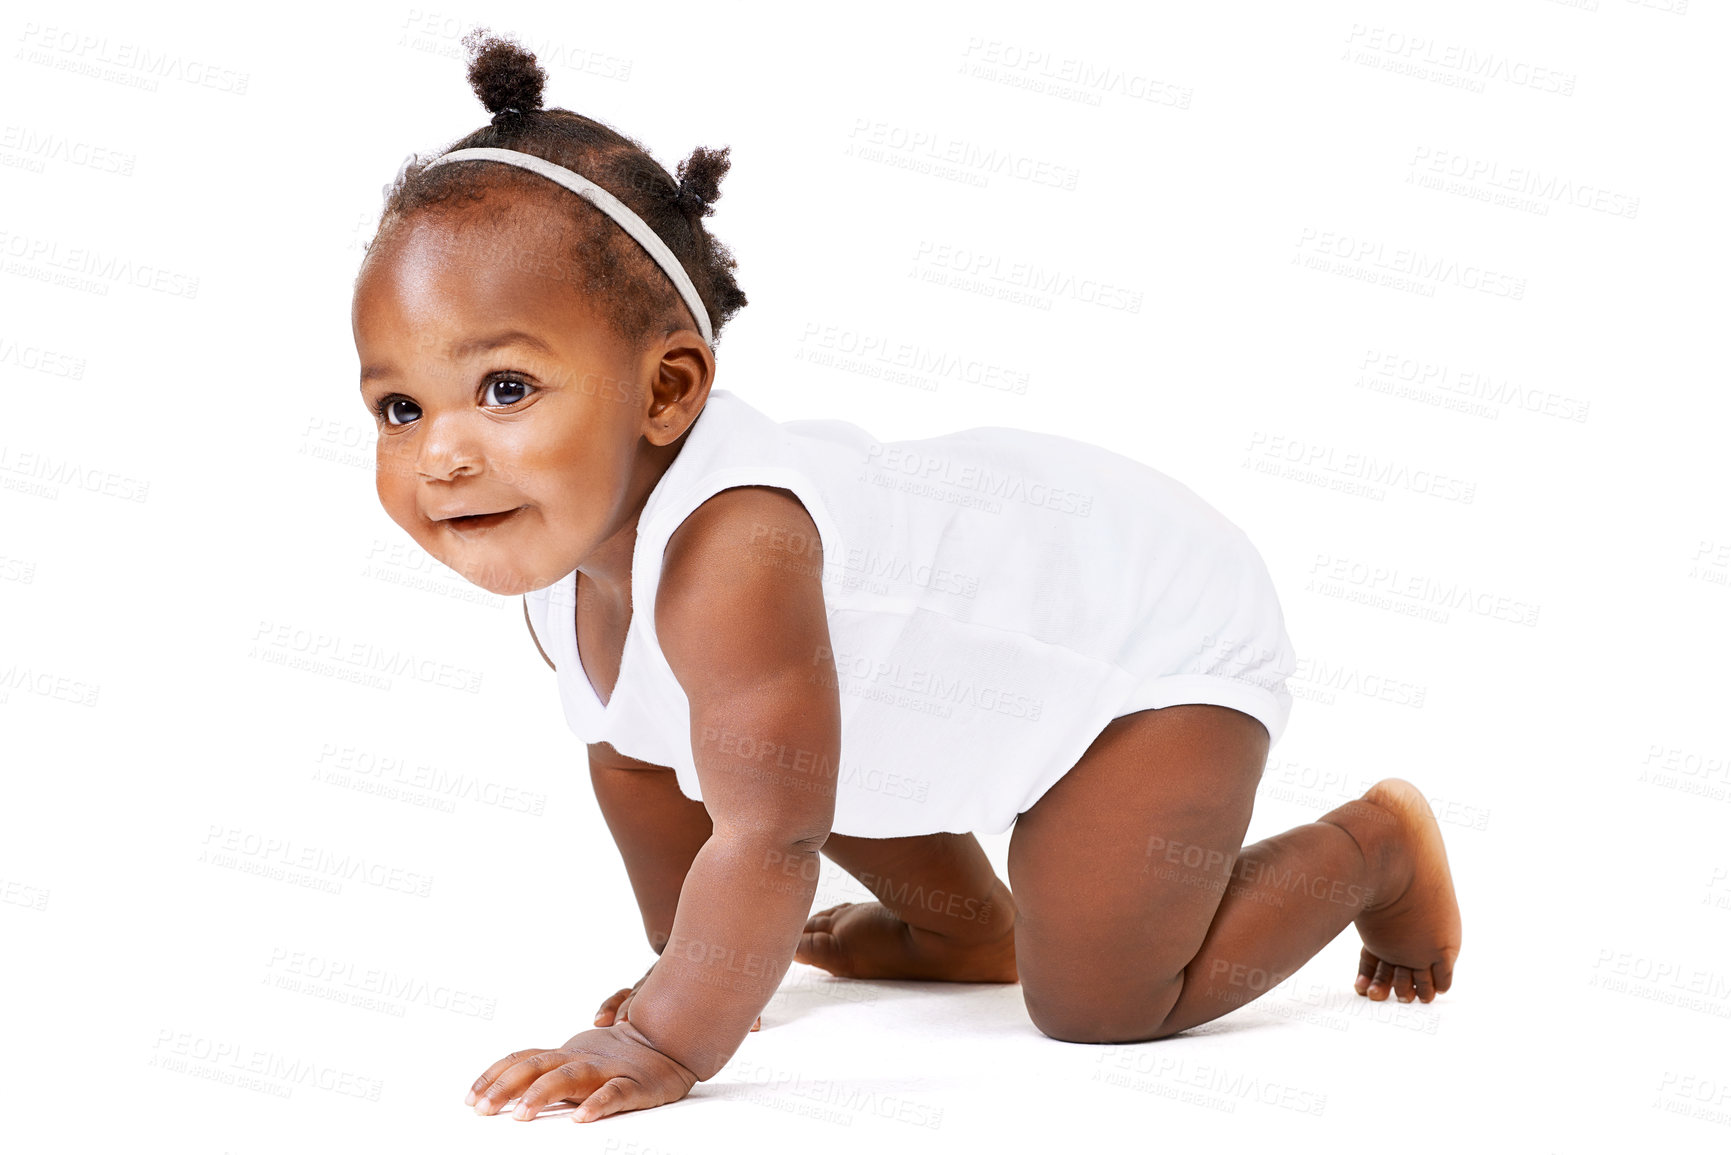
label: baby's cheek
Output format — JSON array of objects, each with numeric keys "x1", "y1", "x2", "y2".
[
  {"x1": 372, "y1": 484, "x2": 423, "y2": 553},
  {"x1": 373, "y1": 452, "x2": 415, "y2": 510}
]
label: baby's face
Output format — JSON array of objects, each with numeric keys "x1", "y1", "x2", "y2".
[{"x1": 351, "y1": 196, "x2": 660, "y2": 596}]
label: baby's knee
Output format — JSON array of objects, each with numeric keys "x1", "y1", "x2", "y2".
[{"x1": 1021, "y1": 979, "x2": 1178, "y2": 1044}]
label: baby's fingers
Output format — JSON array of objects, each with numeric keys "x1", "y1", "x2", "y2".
[
  {"x1": 572, "y1": 1075, "x2": 656, "y2": 1123},
  {"x1": 593, "y1": 987, "x2": 635, "y2": 1027},
  {"x1": 513, "y1": 1059, "x2": 606, "y2": 1121},
  {"x1": 466, "y1": 1048, "x2": 546, "y2": 1108},
  {"x1": 470, "y1": 1049, "x2": 567, "y2": 1114}
]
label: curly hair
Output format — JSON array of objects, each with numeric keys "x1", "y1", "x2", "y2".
[{"x1": 363, "y1": 28, "x2": 748, "y2": 352}]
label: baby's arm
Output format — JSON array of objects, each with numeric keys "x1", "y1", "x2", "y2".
[
  {"x1": 618, "y1": 486, "x2": 840, "y2": 1081},
  {"x1": 588, "y1": 744, "x2": 714, "y2": 957},
  {"x1": 587, "y1": 747, "x2": 763, "y2": 1032}
]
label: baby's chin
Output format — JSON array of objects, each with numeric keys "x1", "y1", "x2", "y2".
[
  {"x1": 441, "y1": 554, "x2": 567, "y2": 598},
  {"x1": 471, "y1": 575, "x2": 537, "y2": 597},
  {"x1": 398, "y1": 516, "x2": 575, "y2": 597},
  {"x1": 460, "y1": 565, "x2": 547, "y2": 598},
  {"x1": 417, "y1": 546, "x2": 536, "y2": 597}
]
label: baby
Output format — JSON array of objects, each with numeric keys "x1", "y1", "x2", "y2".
[{"x1": 350, "y1": 30, "x2": 1462, "y2": 1126}]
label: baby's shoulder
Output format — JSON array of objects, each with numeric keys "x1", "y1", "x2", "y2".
[
  {"x1": 662, "y1": 484, "x2": 822, "y2": 572},
  {"x1": 657, "y1": 484, "x2": 825, "y2": 632},
  {"x1": 654, "y1": 484, "x2": 832, "y2": 713}
]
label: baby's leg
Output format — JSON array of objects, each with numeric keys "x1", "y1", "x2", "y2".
[
  {"x1": 794, "y1": 831, "x2": 1017, "y2": 982},
  {"x1": 1007, "y1": 703, "x2": 1460, "y2": 1042}
]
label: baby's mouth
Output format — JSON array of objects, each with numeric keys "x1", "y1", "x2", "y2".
[{"x1": 442, "y1": 506, "x2": 526, "y2": 532}]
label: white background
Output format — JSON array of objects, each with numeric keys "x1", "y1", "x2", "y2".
[{"x1": 3, "y1": 0, "x2": 1728, "y2": 1150}]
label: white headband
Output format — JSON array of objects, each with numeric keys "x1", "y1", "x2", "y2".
[{"x1": 418, "y1": 146, "x2": 715, "y2": 346}]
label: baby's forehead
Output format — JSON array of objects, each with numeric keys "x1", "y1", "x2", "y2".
[
  {"x1": 361, "y1": 207, "x2": 591, "y2": 311},
  {"x1": 354, "y1": 257, "x2": 610, "y2": 369},
  {"x1": 384, "y1": 190, "x2": 580, "y2": 267}
]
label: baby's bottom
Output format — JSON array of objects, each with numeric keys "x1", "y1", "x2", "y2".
[{"x1": 799, "y1": 703, "x2": 1461, "y2": 1040}]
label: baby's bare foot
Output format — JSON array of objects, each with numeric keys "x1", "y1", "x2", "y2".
[
  {"x1": 795, "y1": 901, "x2": 1018, "y2": 983},
  {"x1": 1348, "y1": 778, "x2": 1463, "y2": 1004}
]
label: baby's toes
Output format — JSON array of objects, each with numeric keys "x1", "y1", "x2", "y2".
[
  {"x1": 1354, "y1": 947, "x2": 1379, "y2": 996},
  {"x1": 1433, "y1": 953, "x2": 1456, "y2": 994},
  {"x1": 1392, "y1": 966, "x2": 1417, "y2": 1003},
  {"x1": 815, "y1": 929, "x2": 852, "y2": 974},
  {"x1": 1365, "y1": 956, "x2": 1397, "y2": 1000},
  {"x1": 1413, "y1": 967, "x2": 1437, "y2": 1003},
  {"x1": 796, "y1": 927, "x2": 849, "y2": 976},
  {"x1": 802, "y1": 903, "x2": 853, "y2": 937}
]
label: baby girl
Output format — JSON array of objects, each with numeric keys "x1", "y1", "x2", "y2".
[{"x1": 350, "y1": 30, "x2": 1462, "y2": 1125}]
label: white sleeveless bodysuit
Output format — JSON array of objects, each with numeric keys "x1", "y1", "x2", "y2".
[{"x1": 523, "y1": 388, "x2": 1296, "y2": 838}]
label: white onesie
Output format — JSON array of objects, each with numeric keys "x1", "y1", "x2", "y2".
[{"x1": 523, "y1": 388, "x2": 1296, "y2": 838}]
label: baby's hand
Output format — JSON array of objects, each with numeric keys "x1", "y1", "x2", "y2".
[
  {"x1": 594, "y1": 960, "x2": 761, "y2": 1032},
  {"x1": 465, "y1": 1022, "x2": 698, "y2": 1123}
]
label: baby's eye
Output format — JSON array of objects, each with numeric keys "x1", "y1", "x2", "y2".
[
  {"x1": 375, "y1": 397, "x2": 421, "y2": 426},
  {"x1": 485, "y1": 378, "x2": 533, "y2": 407}
]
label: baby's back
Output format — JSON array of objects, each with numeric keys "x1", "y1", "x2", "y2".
[{"x1": 780, "y1": 411, "x2": 1261, "y2": 664}]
